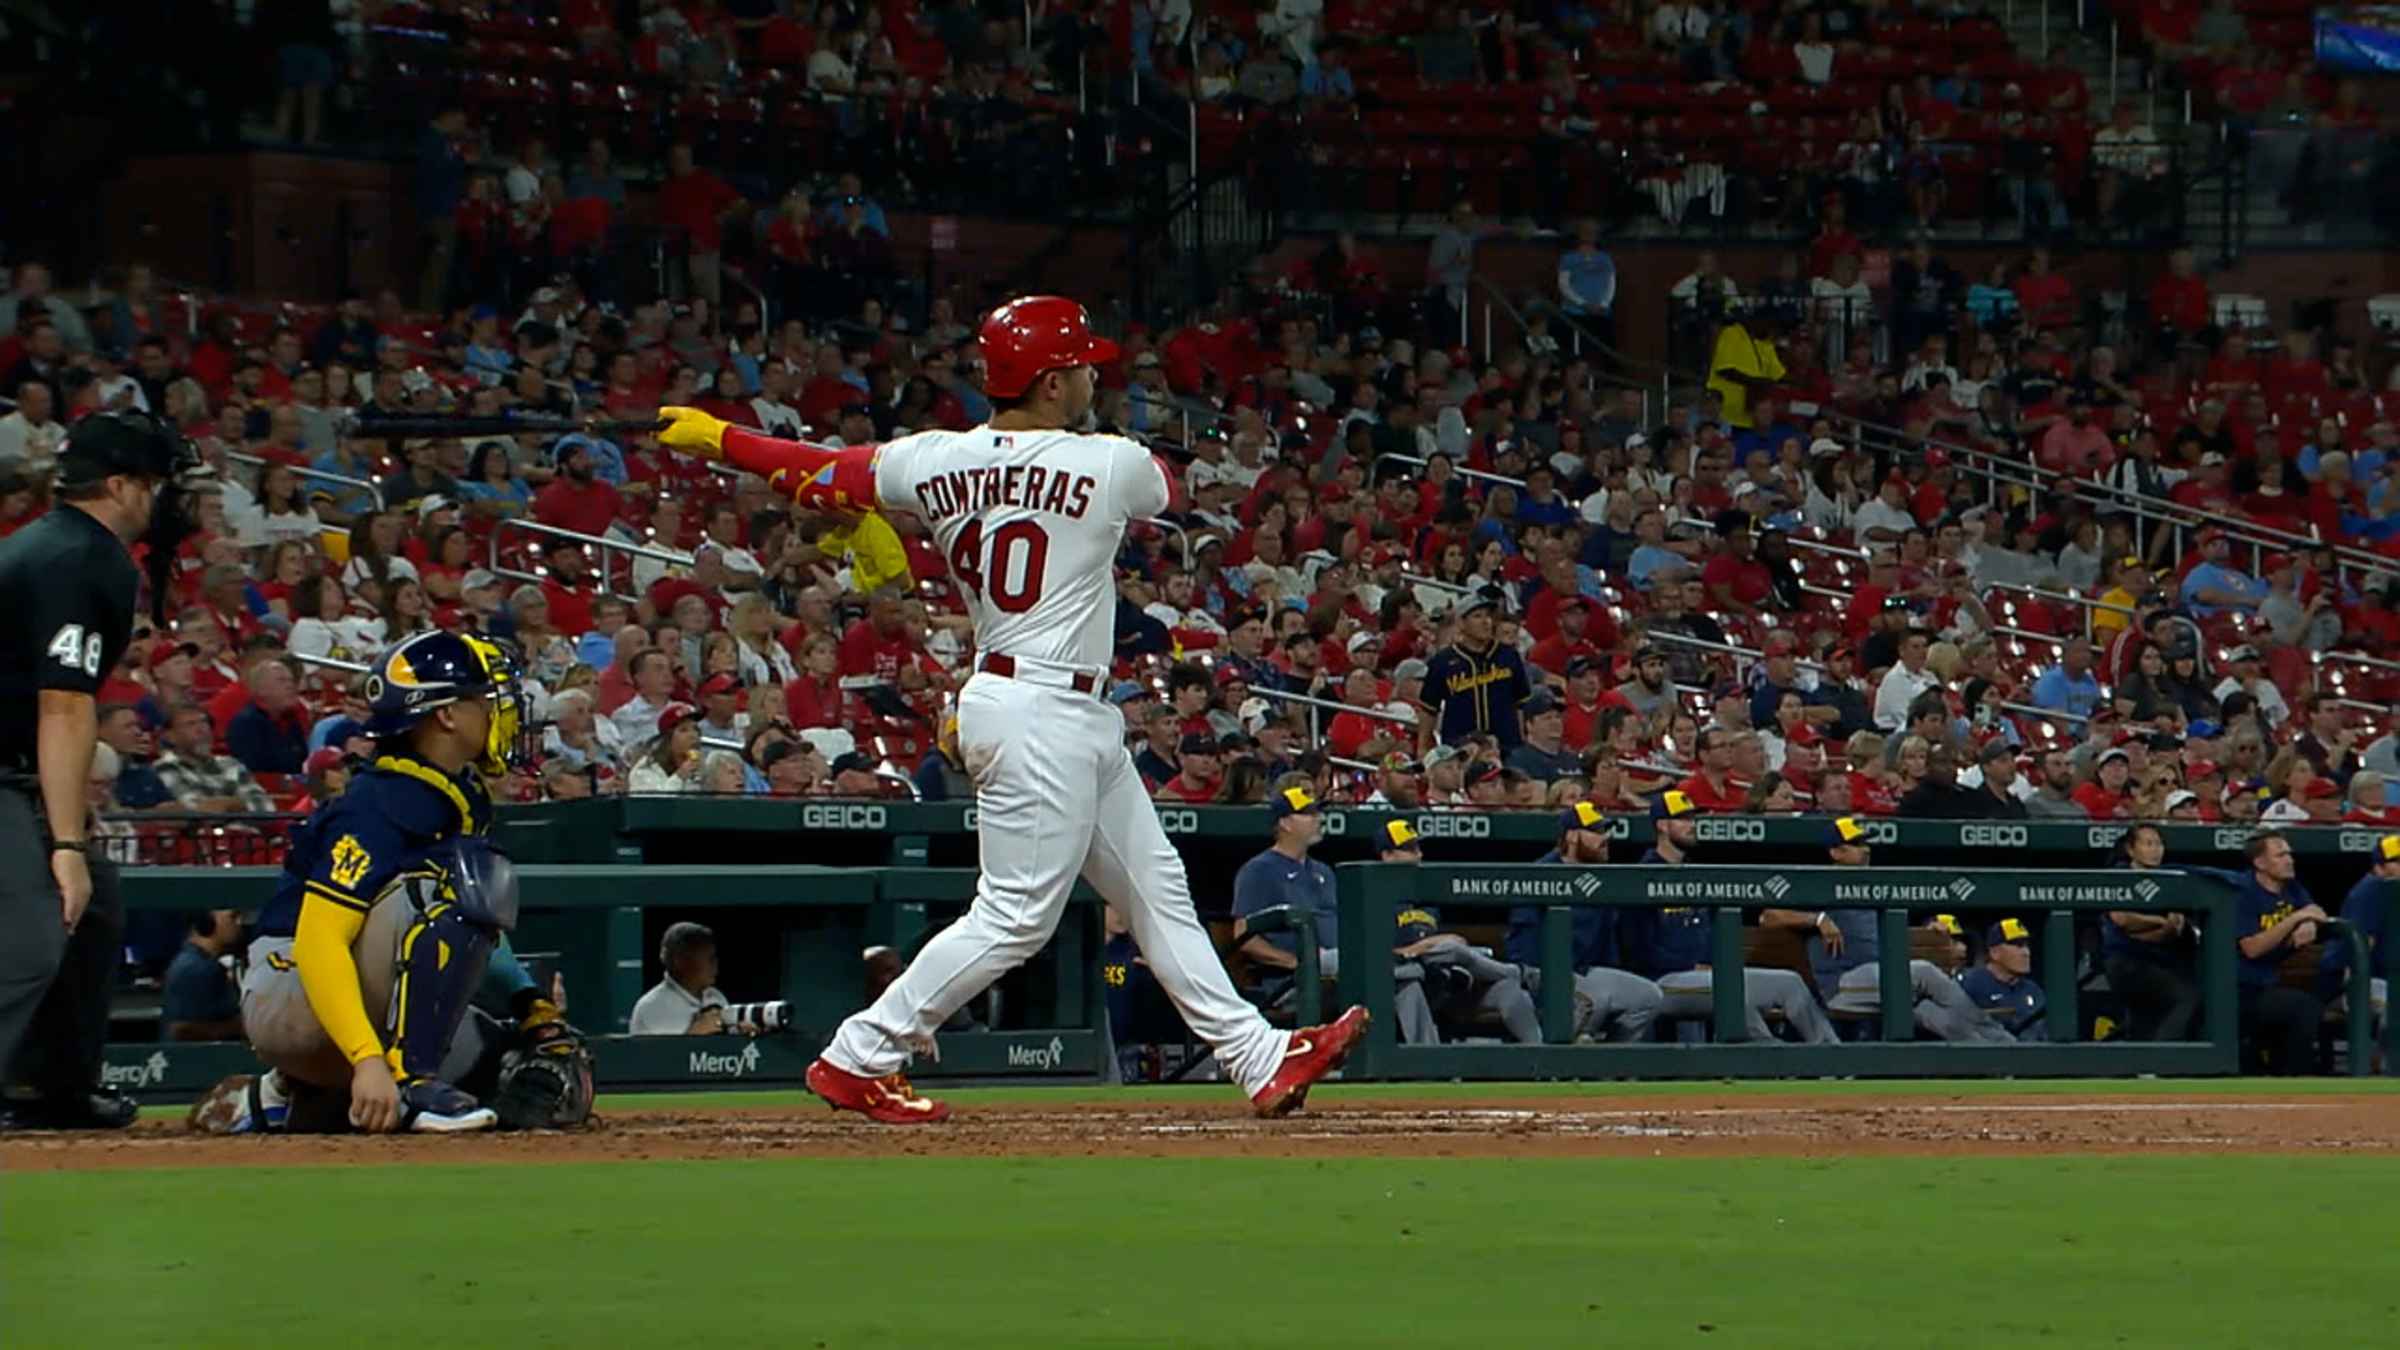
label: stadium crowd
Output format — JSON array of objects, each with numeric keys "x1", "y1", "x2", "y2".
[
  {"x1": 3, "y1": 3, "x2": 2399, "y2": 864},
  {"x1": 6, "y1": 227, "x2": 2400, "y2": 852}
]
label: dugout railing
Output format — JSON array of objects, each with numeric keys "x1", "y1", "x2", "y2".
[{"x1": 103, "y1": 854, "x2": 2391, "y2": 1103}]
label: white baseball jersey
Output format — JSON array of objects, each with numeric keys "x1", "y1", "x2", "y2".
[
  {"x1": 872, "y1": 427, "x2": 1167, "y2": 669},
  {"x1": 826, "y1": 423, "x2": 1295, "y2": 1096}
]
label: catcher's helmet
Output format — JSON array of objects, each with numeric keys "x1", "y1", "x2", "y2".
[
  {"x1": 362, "y1": 631, "x2": 530, "y2": 777},
  {"x1": 978, "y1": 295, "x2": 1119, "y2": 399}
]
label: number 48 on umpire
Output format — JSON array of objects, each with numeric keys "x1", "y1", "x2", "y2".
[{"x1": 0, "y1": 411, "x2": 208, "y2": 1130}]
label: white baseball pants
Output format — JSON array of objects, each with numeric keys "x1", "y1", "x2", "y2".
[{"x1": 824, "y1": 667, "x2": 1291, "y2": 1094}]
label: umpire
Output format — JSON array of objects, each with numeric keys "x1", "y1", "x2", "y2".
[{"x1": 0, "y1": 411, "x2": 202, "y2": 1129}]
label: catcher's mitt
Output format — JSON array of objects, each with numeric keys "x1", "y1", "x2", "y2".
[{"x1": 490, "y1": 1018, "x2": 596, "y2": 1130}]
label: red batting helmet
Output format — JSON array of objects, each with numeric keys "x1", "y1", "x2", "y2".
[{"x1": 978, "y1": 295, "x2": 1120, "y2": 399}]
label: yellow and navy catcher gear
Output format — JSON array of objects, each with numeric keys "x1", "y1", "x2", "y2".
[{"x1": 363, "y1": 631, "x2": 530, "y2": 777}]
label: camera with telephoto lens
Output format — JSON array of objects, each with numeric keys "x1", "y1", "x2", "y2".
[{"x1": 720, "y1": 1001, "x2": 789, "y2": 1033}]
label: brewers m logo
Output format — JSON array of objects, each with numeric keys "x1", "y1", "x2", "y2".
[{"x1": 328, "y1": 835, "x2": 374, "y2": 889}]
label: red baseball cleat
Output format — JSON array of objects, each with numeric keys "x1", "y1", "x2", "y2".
[
  {"x1": 1250, "y1": 1005, "x2": 1371, "y2": 1119},
  {"x1": 805, "y1": 1058, "x2": 952, "y2": 1125}
]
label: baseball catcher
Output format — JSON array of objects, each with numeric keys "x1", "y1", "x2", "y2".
[{"x1": 189, "y1": 631, "x2": 589, "y2": 1133}]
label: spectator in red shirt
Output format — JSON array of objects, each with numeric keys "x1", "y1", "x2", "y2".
[
  {"x1": 1325, "y1": 667, "x2": 1406, "y2": 762},
  {"x1": 1700, "y1": 513, "x2": 1774, "y2": 617},
  {"x1": 533, "y1": 439, "x2": 623, "y2": 537},
  {"x1": 2038, "y1": 395, "x2": 2117, "y2": 475},
  {"x1": 2148, "y1": 246, "x2": 2210, "y2": 335},
  {"x1": 1528, "y1": 597, "x2": 1608, "y2": 676},
  {"x1": 784, "y1": 633, "x2": 847, "y2": 731},
  {"x1": 1152, "y1": 734, "x2": 1224, "y2": 803},
  {"x1": 658, "y1": 141, "x2": 747, "y2": 308},
  {"x1": 1559, "y1": 657, "x2": 1627, "y2": 751},
  {"x1": 2073, "y1": 747, "x2": 2135, "y2": 818},
  {"x1": 1674, "y1": 724, "x2": 1749, "y2": 812},
  {"x1": 839, "y1": 590, "x2": 920, "y2": 688},
  {"x1": 2013, "y1": 247, "x2": 2074, "y2": 331},
  {"x1": 2260, "y1": 329, "x2": 2328, "y2": 409}
]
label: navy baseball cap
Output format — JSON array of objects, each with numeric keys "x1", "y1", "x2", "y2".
[
  {"x1": 1277, "y1": 783, "x2": 1321, "y2": 815},
  {"x1": 1178, "y1": 733, "x2": 1219, "y2": 755},
  {"x1": 1650, "y1": 789, "x2": 1698, "y2": 820},
  {"x1": 1986, "y1": 917, "x2": 2033, "y2": 947},
  {"x1": 1559, "y1": 799, "x2": 1607, "y2": 837},
  {"x1": 1824, "y1": 815, "x2": 1870, "y2": 848},
  {"x1": 1383, "y1": 819, "x2": 1422, "y2": 853}
]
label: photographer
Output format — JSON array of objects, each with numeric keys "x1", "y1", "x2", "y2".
[{"x1": 628, "y1": 922, "x2": 783, "y2": 1036}]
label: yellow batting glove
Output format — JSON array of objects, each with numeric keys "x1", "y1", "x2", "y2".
[{"x1": 656, "y1": 405, "x2": 732, "y2": 461}]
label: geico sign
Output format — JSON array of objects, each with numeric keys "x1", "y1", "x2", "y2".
[
  {"x1": 1410, "y1": 813, "x2": 1491, "y2": 839},
  {"x1": 1157, "y1": 809, "x2": 1200, "y2": 834},
  {"x1": 1858, "y1": 819, "x2": 1900, "y2": 845},
  {"x1": 1953, "y1": 824, "x2": 2030, "y2": 848},
  {"x1": 2338, "y1": 831, "x2": 2386, "y2": 854},
  {"x1": 1315, "y1": 811, "x2": 1350, "y2": 836},
  {"x1": 1693, "y1": 818, "x2": 1766, "y2": 843},
  {"x1": 801, "y1": 803, "x2": 886, "y2": 830},
  {"x1": 2087, "y1": 825, "x2": 2130, "y2": 850}
]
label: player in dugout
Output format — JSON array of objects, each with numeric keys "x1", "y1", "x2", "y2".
[
  {"x1": 2316, "y1": 833, "x2": 2398, "y2": 1042},
  {"x1": 1759, "y1": 815, "x2": 2017, "y2": 1042},
  {"x1": 1617, "y1": 790, "x2": 1838, "y2": 1044},
  {"x1": 1502, "y1": 801, "x2": 1664, "y2": 1042},
  {"x1": 1377, "y1": 818, "x2": 1542, "y2": 1045}
]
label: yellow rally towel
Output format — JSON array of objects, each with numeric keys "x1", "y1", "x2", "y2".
[{"x1": 820, "y1": 512, "x2": 912, "y2": 594}]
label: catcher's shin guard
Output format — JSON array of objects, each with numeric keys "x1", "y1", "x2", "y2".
[{"x1": 388, "y1": 880, "x2": 498, "y2": 1084}]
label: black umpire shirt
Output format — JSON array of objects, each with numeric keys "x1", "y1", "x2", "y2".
[{"x1": 0, "y1": 506, "x2": 140, "y2": 775}]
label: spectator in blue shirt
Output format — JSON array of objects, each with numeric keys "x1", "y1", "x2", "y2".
[
  {"x1": 816, "y1": 172, "x2": 889, "y2": 237},
  {"x1": 462, "y1": 306, "x2": 514, "y2": 383},
  {"x1": 97, "y1": 704, "x2": 174, "y2": 808},
  {"x1": 550, "y1": 430, "x2": 627, "y2": 486},
  {"x1": 1625, "y1": 507, "x2": 1685, "y2": 590},
  {"x1": 1514, "y1": 464, "x2": 1578, "y2": 529},
  {"x1": 2029, "y1": 636, "x2": 2104, "y2": 723},
  {"x1": 225, "y1": 660, "x2": 311, "y2": 775},
  {"x1": 2227, "y1": 830, "x2": 2330, "y2": 1073},
  {"x1": 1299, "y1": 43, "x2": 1356, "y2": 100},
  {"x1": 1557, "y1": 219, "x2": 1616, "y2": 343},
  {"x1": 2178, "y1": 528, "x2": 2269, "y2": 618},
  {"x1": 414, "y1": 106, "x2": 471, "y2": 308}
]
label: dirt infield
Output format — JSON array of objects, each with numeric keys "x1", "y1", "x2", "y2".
[{"x1": 5, "y1": 1092, "x2": 2396, "y2": 1171}]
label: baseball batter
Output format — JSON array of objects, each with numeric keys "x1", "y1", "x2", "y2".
[{"x1": 656, "y1": 295, "x2": 1368, "y2": 1124}]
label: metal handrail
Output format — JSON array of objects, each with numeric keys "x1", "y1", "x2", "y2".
[
  {"x1": 1249, "y1": 684, "x2": 1417, "y2": 727},
  {"x1": 291, "y1": 651, "x2": 372, "y2": 676},
  {"x1": 1372, "y1": 451, "x2": 1524, "y2": 491},
  {"x1": 1249, "y1": 682, "x2": 1416, "y2": 750},
  {"x1": 1466, "y1": 273, "x2": 1658, "y2": 421},
  {"x1": 1603, "y1": 290, "x2": 2399, "y2": 590},
  {"x1": 1397, "y1": 569, "x2": 1477, "y2": 596},
  {"x1": 2320, "y1": 649, "x2": 2400, "y2": 675},
  {"x1": 489, "y1": 517, "x2": 692, "y2": 601},
  {"x1": 1641, "y1": 628, "x2": 1841, "y2": 684},
  {"x1": 1145, "y1": 515, "x2": 1193, "y2": 569},
  {"x1": 225, "y1": 449, "x2": 385, "y2": 513}
]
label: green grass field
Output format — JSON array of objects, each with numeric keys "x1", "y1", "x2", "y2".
[{"x1": 13, "y1": 1081, "x2": 2400, "y2": 1348}]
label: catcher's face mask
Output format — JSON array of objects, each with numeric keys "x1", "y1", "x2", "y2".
[{"x1": 462, "y1": 634, "x2": 533, "y2": 778}]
